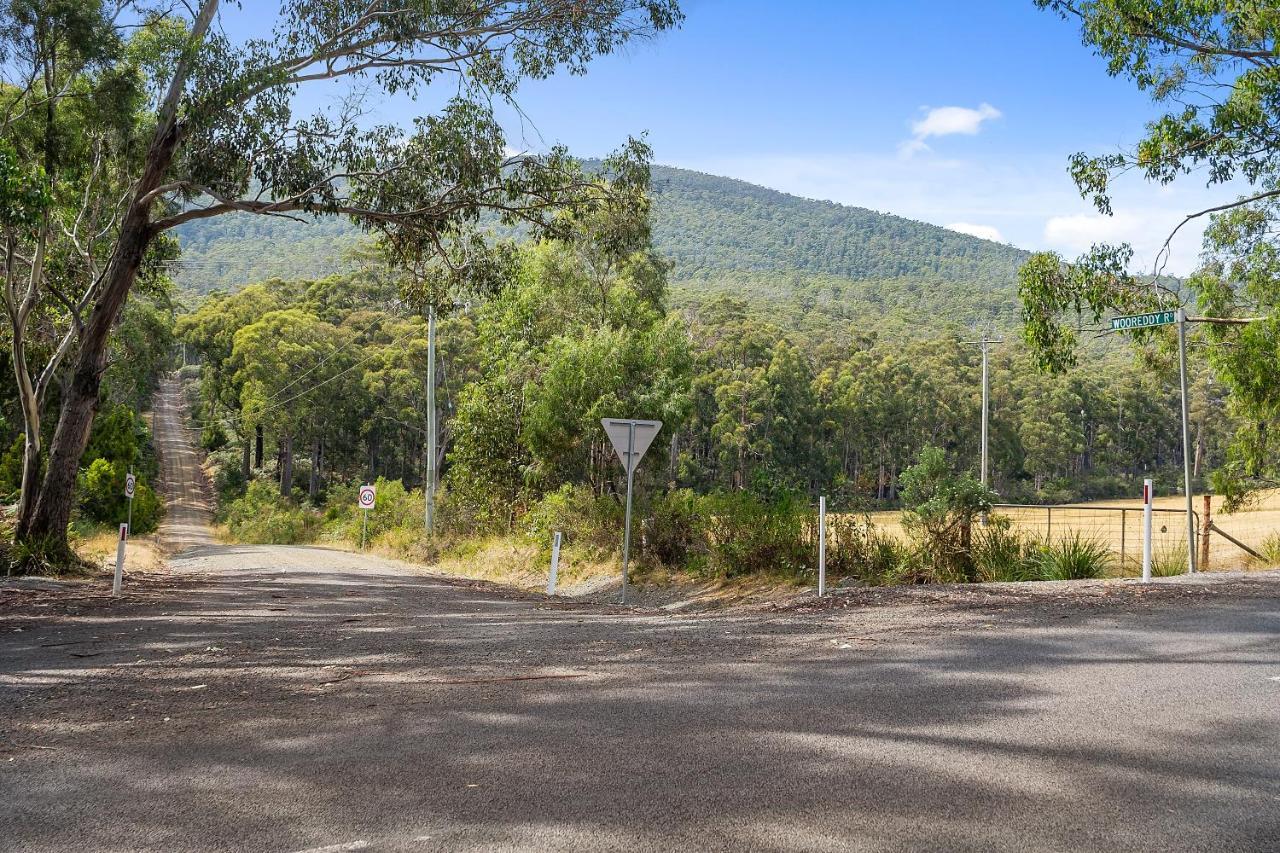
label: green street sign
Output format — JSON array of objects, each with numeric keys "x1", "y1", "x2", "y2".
[{"x1": 1110, "y1": 310, "x2": 1177, "y2": 331}]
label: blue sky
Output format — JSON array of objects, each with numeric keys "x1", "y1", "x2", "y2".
[{"x1": 227, "y1": 1, "x2": 1232, "y2": 274}]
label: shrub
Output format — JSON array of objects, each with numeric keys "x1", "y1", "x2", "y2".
[
  {"x1": 973, "y1": 516, "x2": 1043, "y2": 582},
  {"x1": 523, "y1": 483, "x2": 622, "y2": 558},
  {"x1": 0, "y1": 434, "x2": 25, "y2": 499},
  {"x1": 225, "y1": 480, "x2": 317, "y2": 544},
  {"x1": 825, "y1": 513, "x2": 905, "y2": 584},
  {"x1": 1150, "y1": 544, "x2": 1189, "y2": 577},
  {"x1": 200, "y1": 421, "x2": 228, "y2": 452},
  {"x1": 77, "y1": 458, "x2": 163, "y2": 534},
  {"x1": 1259, "y1": 533, "x2": 1280, "y2": 567},
  {"x1": 641, "y1": 488, "x2": 708, "y2": 569},
  {"x1": 322, "y1": 477, "x2": 422, "y2": 543},
  {"x1": 899, "y1": 446, "x2": 996, "y2": 582},
  {"x1": 1037, "y1": 533, "x2": 1112, "y2": 580},
  {"x1": 704, "y1": 491, "x2": 812, "y2": 579}
]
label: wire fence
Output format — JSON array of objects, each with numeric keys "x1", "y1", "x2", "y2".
[
  {"x1": 988, "y1": 500, "x2": 1275, "y2": 573},
  {"x1": 863, "y1": 497, "x2": 1275, "y2": 573}
]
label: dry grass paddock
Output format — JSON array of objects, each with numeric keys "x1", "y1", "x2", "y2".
[{"x1": 860, "y1": 490, "x2": 1280, "y2": 573}]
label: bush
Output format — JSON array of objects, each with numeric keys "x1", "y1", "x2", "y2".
[
  {"x1": 1036, "y1": 533, "x2": 1112, "y2": 580},
  {"x1": 0, "y1": 434, "x2": 25, "y2": 499},
  {"x1": 825, "y1": 513, "x2": 905, "y2": 584},
  {"x1": 641, "y1": 489, "x2": 709, "y2": 570},
  {"x1": 76, "y1": 458, "x2": 163, "y2": 534},
  {"x1": 225, "y1": 480, "x2": 317, "y2": 544},
  {"x1": 322, "y1": 477, "x2": 422, "y2": 544},
  {"x1": 523, "y1": 483, "x2": 622, "y2": 558},
  {"x1": 899, "y1": 446, "x2": 996, "y2": 582},
  {"x1": 200, "y1": 421, "x2": 228, "y2": 452},
  {"x1": 973, "y1": 516, "x2": 1043, "y2": 582},
  {"x1": 704, "y1": 491, "x2": 813, "y2": 578}
]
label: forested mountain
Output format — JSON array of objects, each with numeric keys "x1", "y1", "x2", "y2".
[{"x1": 171, "y1": 165, "x2": 1028, "y2": 330}]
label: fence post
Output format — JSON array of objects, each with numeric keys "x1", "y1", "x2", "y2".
[
  {"x1": 1046, "y1": 506, "x2": 1052, "y2": 541},
  {"x1": 1120, "y1": 508, "x2": 1127, "y2": 570},
  {"x1": 1200, "y1": 496, "x2": 1212, "y2": 572}
]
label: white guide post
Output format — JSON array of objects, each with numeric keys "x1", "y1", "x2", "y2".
[
  {"x1": 1142, "y1": 478, "x2": 1154, "y2": 583},
  {"x1": 113, "y1": 523, "x2": 127, "y2": 596},
  {"x1": 547, "y1": 531, "x2": 562, "y2": 596},
  {"x1": 818, "y1": 496, "x2": 827, "y2": 597}
]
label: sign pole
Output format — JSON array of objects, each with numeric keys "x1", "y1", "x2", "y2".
[
  {"x1": 362, "y1": 509, "x2": 368, "y2": 551},
  {"x1": 817, "y1": 496, "x2": 827, "y2": 596},
  {"x1": 621, "y1": 421, "x2": 636, "y2": 605},
  {"x1": 1177, "y1": 308, "x2": 1197, "y2": 573},
  {"x1": 113, "y1": 523, "x2": 127, "y2": 596},
  {"x1": 547, "y1": 531, "x2": 562, "y2": 596},
  {"x1": 1142, "y1": 478, "x2": 1153, "y2": 583}
]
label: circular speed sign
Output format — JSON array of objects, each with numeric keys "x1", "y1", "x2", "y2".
[
  {"x1": 124, "y1": 473, "x2": 136, "y2": 500},
  {"x1": 358, "y1": 485, "x2": 376, "y2": 510}
]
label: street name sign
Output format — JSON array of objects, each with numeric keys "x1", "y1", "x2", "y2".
[{"x1": 1111, "y1": 310, "x2": 1177, "y2": 331}]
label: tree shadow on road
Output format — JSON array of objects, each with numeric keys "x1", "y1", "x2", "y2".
[{"x1": 2, "y1": 562, "x2": 1278, "y2": 852}]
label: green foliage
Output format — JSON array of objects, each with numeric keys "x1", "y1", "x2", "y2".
[
  {"x1": 899, "y1": 446, "x2": 996, "y2": 582},
  {"x1": 76, "y1": 458, "x2": 162, "y2": 535},
  {"x1": 973, "y1": 517, "x2": 1044, "y2": 583},
  {"x1": 0, "y1": 435, "x2": 24, "y2": 499},
  {"x1": 323, "y1": 478, "x2": 422, "y2": 543},
  {"x1": 703, "y1": 491, "x2": 813, "y2": 579},
  {"x1": 1026, "y1": 2, "x2": 1280, "y2": 498},
  {"x1": 641, "y1": 488, "x2": 707, "y2": 570},
  {"x1": 824, "y1": 513, "x2": 905, "y2": 585},
  {"x1": 224, "y1": 481, "x2": 317, "y2": 545},
  {"x1": 1036, "y1": 533, "x2": 1112, "y2": 581},
  {"x1": 523, "y1": 484, "x2": 622, "y2": 559}
]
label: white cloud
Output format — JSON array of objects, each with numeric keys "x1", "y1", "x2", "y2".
[
  {"x1": 946, "y1": 222, "x2": 1004, "y2": 242},
  {"x1": 900, "y1": 103, "x2": 1002, "y2": 158},
  {"x1": 913, "y1": 103, "x2": 1002, "y2": 138},
  {"x1": 1043, "y1": 212, "x2": 1145, "y2": 252}
]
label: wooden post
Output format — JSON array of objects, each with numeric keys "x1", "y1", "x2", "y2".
[{"x1": 1200, "y1": 495, "x2": 1212, "y2": 572}]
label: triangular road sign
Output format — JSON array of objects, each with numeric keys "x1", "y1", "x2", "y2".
[{"x1": 602, "y1": 419, "x2": 663, "y2": 475}]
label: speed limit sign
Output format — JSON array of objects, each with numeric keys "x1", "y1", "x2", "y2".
[
  {"x1": 358, "y1": 485, "x2": 376, "y2": 510},
  {"x1": 124, "y1": 473, "x2": 136, "y2": 500}
]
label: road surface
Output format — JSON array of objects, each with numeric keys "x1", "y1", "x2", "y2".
[
  {"x1": 152, "y1": 376, "x2": 212, "y2": 552},
  {"x1": 1, "y1": 379, "x2": 1278, "y2": 851},
  {"x1": 3, "y1": 552, "x2": 1279, "y2": 852}
]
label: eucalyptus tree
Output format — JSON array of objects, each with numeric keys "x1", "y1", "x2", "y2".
[
  {"x1": 0, "y1": 0, "x2": 681, "y2": 560},
  {"x1": 1018, "y1": 1, "x2": 1280, "y2": 500}
]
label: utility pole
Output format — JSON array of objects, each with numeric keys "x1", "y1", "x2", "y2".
[
  {"x1": 425, "y1": 304, "x2": 437, "y2": 536},
  {"x1": 1176, "y1": 308, "x2": 1196, "y2": 573},
  {"x1": 964, "y1": 332, "x2": 1003, "y2": 488}
]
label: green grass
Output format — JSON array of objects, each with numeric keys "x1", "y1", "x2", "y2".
[{"x1": 1036, "y1": 533, "x2": 1112, "y2": 581}]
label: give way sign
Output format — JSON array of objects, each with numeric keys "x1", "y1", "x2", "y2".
[{"x1": 602, "y1": 419, "x2": 663, "y2": 475}]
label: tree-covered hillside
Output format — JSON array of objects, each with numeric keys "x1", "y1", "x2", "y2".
[
  {"x1": 171, "y1": 165, "x2": 1028, "y2": 330},
  {"x1": 647, "y1": 165, "x2": 1026, "y2": 283}
]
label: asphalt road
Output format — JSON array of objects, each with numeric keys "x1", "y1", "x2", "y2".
[
  {"x1": 2, "y1": 378, "x2": 1278, "y2": 851},
  {"x1": 2, "y1": 549, "x2": 1279, "y2": 853}
]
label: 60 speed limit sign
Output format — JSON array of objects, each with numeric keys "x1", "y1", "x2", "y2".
[
  {"x1": 358, "y1": 485, "x2": 376, "y2": 510},
  {"x1": 124, "y1": 473, "x2": 136, "y2": 499}
]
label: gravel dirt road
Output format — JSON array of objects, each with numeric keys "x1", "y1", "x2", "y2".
[{"x1": 1, "y1": 378, "x2": 1278, "y2": 852}]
